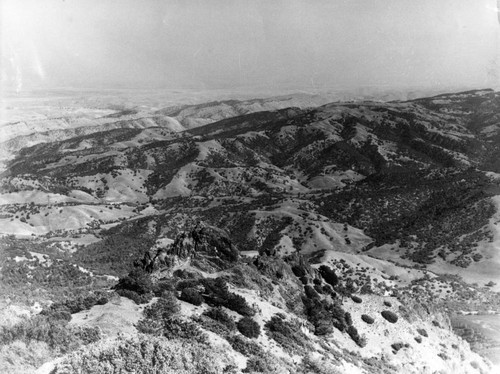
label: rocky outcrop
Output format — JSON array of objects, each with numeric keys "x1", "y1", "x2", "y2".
[{"x1": 138, "y1": 223, "x2": 239, "y2": 273}]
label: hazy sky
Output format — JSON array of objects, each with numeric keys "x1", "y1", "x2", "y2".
[{"x1": 1, "y1": 0, "x2": 499, "y2": 91}]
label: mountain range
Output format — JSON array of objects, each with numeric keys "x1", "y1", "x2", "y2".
[{"x1": 0, "y1": 89, "x2": 499, "y2": 374}]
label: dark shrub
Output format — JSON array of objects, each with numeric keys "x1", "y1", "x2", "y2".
[
  {"x1": 179, "y1": 287, "x2": 203, "y2": 306},
  {"x1": 162, "y1": 318, "x2": 207, "y2": 343},
  {"x1": 201, "y1": 278, "x2": 255, "y2": 316},
  {"x1": 345, "y1": 312, "x2": 353, "y2": 326},
  {"x1": 153, "y1": 282, "x2": 175, "y2": 297},
  {"x1": 383, "y1": 300, "x2": 392, "y2": 307},
  {"x1": 381, "y1": 310, "x2": 398, "y2": 323},
  {"x1": 361, "y1": 314, "x2": 375, "y2": 324},
  {"x1": 314, "y1": 284, "x2": 324, "y2": 294},
  {"x1": 304, "y1": 285, "x2": 320, "y2": 300},
  {"x1": 115, "y1": 268, "x2": 153, "y2": 294},
  {"x1": 323, "y1": 284, "x2": 333, "y2": 295},
  {"x1": 391, "y1": 342, "x2": 404, "y2": 352},
  {"x1": 237, "y1": 317, "x2": 261, "y2": 339},
  {"x1": 319, "y1": 265, "x2": 338, "y2": 287},
  {"x1": 43, "y1": 292, "x2": 110, "y2": 316},
  {"x1": 204, "y1": 307, "x2": 236, "y2": 331},
  {"x1": 351, "y1": 295, "x2": 362, "y2": 303},
  {"x1": 303, "y1": 297, "x2": 338, "y2": 335},
  {"x1": 176, "y1": 279, "x2": 200, "y2": 291},
  {"x1": 417, "y1": 328, "x2": 428, "y2": 337},
  {"x1": 243, "y1": 355, "x2": 276, "y2": 373},
  {"x1": 347, "y1": 325, "x2": 366, "y2": 347},
  {"x1": 291, "y1": 265, "x2": 307, "y2": 278},
  {"x1": 42, "y1": 309, "x2": 72, "y2": 322},
  {"x1": 227, "y1": 334, "x2": 264, "y2": 357},
  {"x1": 264, "y1": 315, "x2": 309, "y2": 353},
  {"x1": 415, "y1": 336, "x2": 422, "y2": 343},
  {"x1": 117, "y1": 289, "x2": 152, "y2": 304},
  {"x1": 299, "y1": 276, "x2": 309, "y2": 285},
  {"x1": 143, "y1": 292, "x2": 180, "y2": 320},
  {"x1": 432, "y1": 320, "x2": 441, "y2": 328},
  {"x1": 226, "y1": 293, "x2": 255, "y2": 317}
]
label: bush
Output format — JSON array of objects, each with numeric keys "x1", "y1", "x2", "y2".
[
  {"x1": 201, "y1": 278, "x2": 255, "y2": 316},
  {"x1": 383, "y1": 300, "x2": 392, "y2": 307},
  {"x1": 203, "y1": 307, "x2": 236, "y2": 331},
  {"x1": 0, "y1": 314, "x2": 101, "y2": 354},
  {"x1": 117, "y1": 289, "x2": 152, "y2": 304},
  {"x1": 264, "y1": 315, "x2": 309, "y2": 354},
  {"x1": 345, "y1": 312, "x2": 353, "y2": 326},
  {"x1": 361, "y1": 314, "x2": 375, "y2": 324},
  {"x1": 415, "y1": 336, "x2": 422, "y2": 343},
  {"x1": 318, "y1": 265, "x2": 338, "y2": 287},
  {"x1": 143, "y1": 292, "x2": 180, "y2": 320},
  {"x1": 176, "y1": 278, "x2": 200, "y2": 291},
  {"x1": 179, "y1": 287, "x2": 203, "y2": 306},
  {"x1": 432, "y1": 320, "x2": 441, "y2": 328},
  {"x1": 43, "y1": 292, "x2": 110, "y2": 315},
  {"x1": 237, "y1": 317, "x2": 261, "y2": 339},
  {"x1": 227, "y1": 334, "x2": 264, "y2": 357},
  {"x1": 351, "y1": 295, "x2": 362, "y2": 303},
  {"x1": 162, "y1": 318, "x2": 207, "y2": 344},
  {"x1": 381, "y1": 310, "x2": 398, "y2": 323},
  {"x1": 391, "y1": 342, "x2": 404, "y2": 352},
  {"x1": 347, "y1": 325, "x2": 366, "y2": 347},
  {"x1": 417, "y1": 328, "x2": 428, "y2": 337},
  {"x1": 225, "y1": 293, "x2": 255, "y2": 317},
  {"x1": 115, "y1": 268, "x2": 153, "y2": 294},
  {"x1": 243, "y1": 354, "x2": 280, "y2": 373},
  {"x1": 304, "y1": 285, "x2": 320, "y2": 300}
]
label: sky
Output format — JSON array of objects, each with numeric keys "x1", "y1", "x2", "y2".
[{"x1": 1, "y1": 0, "x2": 499, "y2": 91}]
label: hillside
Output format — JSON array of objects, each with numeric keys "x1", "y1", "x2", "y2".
[{"x1": 0, "y1": 89, "x2": 499, "y2": 373}]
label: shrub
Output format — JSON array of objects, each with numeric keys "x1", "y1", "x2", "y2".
[
  {"x1": 351, "y1": 295, "x2": 362, "y2": 303},
  {"x1": 52, "y1": 335, "x2": 235, "y2": 374},
  {"x1": 237, "y1": 317, "x2": 261, "y2": 339},
  {"x1": 432, "y1": 320, "x2": 441, "y2": 328},
  {"x1": 264, "y1": 315, "x2": 309, "y2": 354},
  {"x1": 381, "y1": 310, "x2": 398, "y2": 323},
  {"x1": 0, "y1": 314, "x2": 101, "y2": 354},
  {"x1": 361, "y1": 314, "x2": 375, "y2": 324},
  {"x1": 115, "y1": 268, "x2": 153, "y2": 295},
  {"x1": 203, "y1": 307, "x2": 236, "y2": 331},
  {"x1": 347, "y1": 325, "x2": 366, "y2": 347},
  {"x1": 117, "y1": 289, "x2": 152, "y2": 304},
  {"x1": 319, "y1": 265, "x2": 338, "y2": 287},
  {"x1": 415, "y1": 336, "x2": 422, "y2": 343},
  {"x1": 225, "y1": 293, "x2": 255, "y2": 317},
  {"x1": 201, "y1": 278, "x2": 255, "y2": 316},
  {"x1": 162, "y1": 318, "x2": 207, "y2": 344},
  {"x1": 417, "y1": 328, "x2": 428, "y2": 337},
  {"x1": 143, "y1": 292, "x2": 180, "y2": 320},
  {"x1": 345, "y1": 312, "x2": 353, "y2": 326},
  {"x1": 391, "y1": 342, "x2": 404, "y2": 352},
  {"x1": 383, "y1": 300, "x2": 392, "y2": 307},
  {"x1": 43, "y1": 292, "x2": 110, "y2": 316},
  {"x1": 176, "y1": 278, "x2": 200, "y2": 291},
  {"x1": 227, "y1": 334, "x2": 264, "y2": 357},
  {"x1": 304, "y1": 285, "x2": 320, "y2": 300},
  {"x1": 179, "y1": 287, "x2": 203, "y2": 306},
  {"x1": 303, "y1": 298, "x2": 337, "y2": 335},
  {"x1": 243, "y1": 354, "x2": 279, "y2": 373}
]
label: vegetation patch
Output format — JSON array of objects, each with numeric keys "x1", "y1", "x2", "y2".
[{"x1": 381, "y1": 310, "x2": 398, "y2": 323}]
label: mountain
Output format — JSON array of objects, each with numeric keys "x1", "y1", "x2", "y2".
[{"x1": 0, "y1": 89, "x2": 499, "y2": 373}]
